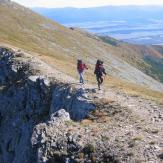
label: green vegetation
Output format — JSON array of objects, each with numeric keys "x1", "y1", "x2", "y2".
[
  {"x1": 99, "y1": 36, "x2": 163, "y2": 85},
  {"x1": 149, "y1": 141, "x2": 156, "y2": 145},
  {"x1": 144, "y1": 56, "x2": 163, "y2": 83},
  {"x1": 99, "y1": 36, "x2": 119, "y2": 46},
  {"x1": 78, "y1": 152, "x2": 84, "y2": 159},
  {"x1": 83, "y1": 144, "x2": 96, "y2": 154}
]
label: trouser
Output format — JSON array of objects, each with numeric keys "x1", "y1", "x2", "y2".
[
  {"x1": 79, "y1": 72, "x2": 84, "y2": 84},
  {"x1": 96, "y1": 75, "x2": 103, "y2": 89}
]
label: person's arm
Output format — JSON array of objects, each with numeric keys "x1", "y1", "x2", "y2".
[
  {"x1": 94, "y1": 69, "x2": 96, "y2": 74},
  {"x1": 94, "y1": 65, "x2": 97, "y2": 74},
  {"x1": 84, "y1": 64, "x2": 88, "y2": 70},
  {"x1": 103, "y1": 68, "x2": 107, "y2": 75}
]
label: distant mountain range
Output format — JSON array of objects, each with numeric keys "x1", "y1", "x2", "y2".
[
  {"x1": 32, "y1": 6, "x2": 163, "y2": 24},
  {"x1": 32, "y1": 6, "x2": 163, "y2": 45}
]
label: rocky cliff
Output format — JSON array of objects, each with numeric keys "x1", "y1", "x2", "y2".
[{"x1": 0, "y1": 47, "x2": 96, "y2": 163}]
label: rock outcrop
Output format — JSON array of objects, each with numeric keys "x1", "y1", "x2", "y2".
[
  {"x1": 50, "y1": 86, "x2": 95, "y2": 120},
  {"x1": 31, "y1": 109, "x2": 119, "y2": 163},
  {"x1": 0, "y1": 47, "x2": 95, "y2": 163}
]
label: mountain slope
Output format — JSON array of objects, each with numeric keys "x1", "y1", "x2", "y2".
[
  {"x1": 98, "y1": 36, "x2": 163, "y2": 83},
  {"x1": 0, "y1": 0, "x2": 163, "y2": 93},
  {"x1": 32, "y1": 6, "x2": 163, "y2": 83}
]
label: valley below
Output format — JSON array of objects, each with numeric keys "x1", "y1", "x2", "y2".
[{"x1": 65, "y1": 19, "x2": 163, "y2": 45}]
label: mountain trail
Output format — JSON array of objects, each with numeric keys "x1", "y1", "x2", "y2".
[{"x1": 3, "y1": 43, "x2": 163, "y2": 127}]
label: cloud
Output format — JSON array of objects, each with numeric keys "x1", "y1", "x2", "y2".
[{"x1": 13, "y1": 0, "x2": 163, "y2": 8}]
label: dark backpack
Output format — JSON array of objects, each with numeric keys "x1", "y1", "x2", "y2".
[{"x1": 95, "y1": 63, "x2": 104, "y2": 76}]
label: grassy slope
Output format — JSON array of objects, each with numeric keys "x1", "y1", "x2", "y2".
[
  {"x1": 0, "y1": 1, "x2": 163, "y2": 102},
  {"x1": 152, "y1": 45, "x2": 163, "y2": 55},
  {"x1": 99, "y1": 36, "x2": 163, "y2": 83}
]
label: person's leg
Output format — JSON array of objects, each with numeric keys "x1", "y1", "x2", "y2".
[
  {"x1": 96, "y1": 76, "x2": 101, "y2": 90},
  {"x1": 100, "y1": 76, "x2": 103, "y2": 84},
  {"x1": 79, "y1": 72, "x2": 84, "y2": 84},
  {"x1": 81, "y1": 72, "x2": 84, "y2": 84},
  {"x1": 79, "y1": 73, "x2": 82, "y2": 83},
  {"x1": 97, "y1": 76, "x2": 104, "y2": 90}
]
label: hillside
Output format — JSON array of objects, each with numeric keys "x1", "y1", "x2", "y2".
[
  {"x1": 32, "y1": 5, "x2": 163, "y2": 82},
  {"x1": 98, "y1": 36, "x2": 163, "y2": 83},
  {"x1": 0, "y1": 0, "x2": 163, "y2": 94},
  {"x1": 152, "y1": 45, "x2": 163, "y2": 55}
]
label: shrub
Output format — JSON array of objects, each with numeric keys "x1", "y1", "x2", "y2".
[{"x1": 83, "y1": 144, "x2": 96, "y2": 154}]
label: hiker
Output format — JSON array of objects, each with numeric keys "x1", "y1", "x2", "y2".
[
  {"x1": 77, "y1": 59, "x2": 88, "y2": 84},
  {"x1": 94, "y1": 60, "x2": 106, "y2": 90}
]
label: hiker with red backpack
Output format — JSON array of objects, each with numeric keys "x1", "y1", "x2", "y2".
[
  {"x1": 77, "y1": 59, "x2": 88, "y2": 84},
  {"x1": 94, "y1": 59, "x2": 106, "y2": 90}
]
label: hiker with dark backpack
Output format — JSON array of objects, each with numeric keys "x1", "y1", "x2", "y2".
[
  {"x1": 94, "y1": 60, "x2": 106, "y2": 90},
  {"x1": 77, "y1": 59, "x2": 88, "y2": 84}
]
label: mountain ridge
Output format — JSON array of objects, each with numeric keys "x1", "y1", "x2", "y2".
[{"x1": 32, "y1": 5, "x2": 163, "y2": 23}]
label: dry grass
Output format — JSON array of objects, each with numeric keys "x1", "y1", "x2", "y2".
[
  {"x1": 132, "y1": 136, "x2": 144, "y2": 141},
  {"x1": 94, "y1": 98, "x2": 115, "y2": 105},
  {"x1": 103, "y1": 76, "x2": 163, "y2": 103},
  {"x1": 81, "y1": 119, "x2": 93, "y2": 125}
]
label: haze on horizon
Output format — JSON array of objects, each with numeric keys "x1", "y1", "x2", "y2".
[{"x1": 12, "y1": 0, "x2": 163, "y2": 8}]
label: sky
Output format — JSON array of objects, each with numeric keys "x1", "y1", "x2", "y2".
[{"x1": 12, "y1": 0, "x2": 163, "y2": 8}]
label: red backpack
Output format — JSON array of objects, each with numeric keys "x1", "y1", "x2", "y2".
[{"x1": 77, "y1": 60, "x2": 85, "y2": 72}]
